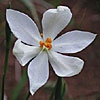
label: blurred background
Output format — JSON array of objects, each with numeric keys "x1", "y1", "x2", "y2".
[{"x1": 0, "y1": 0, "x2": 100, "y2": 100}]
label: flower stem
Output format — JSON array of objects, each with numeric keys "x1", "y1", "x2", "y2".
[
  {"x1": 49, "y1": 77, "x2": 66, "y2": 100},
  {"x1": 11, "y1": 69, "x2": 27, "y2": 100},
  {"x1": 1, "y1": 48, "x2": 10, "y2": 100},
  {"x1": 25, "y1": 91, "x2": 31, "y2": 100},
  {"x1": 49, "y1": 86, "x2": 56, "y2": 100},
  {"x1": 1, "y1": 10, "x2": 12, "y2": 99},
  {"x1": 55, "y1": 77, "x2": 63, "y2": 100}
]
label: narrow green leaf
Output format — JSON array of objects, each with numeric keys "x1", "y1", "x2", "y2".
[
  {"x1": 8, "y1": 2, "x2": 11, "y2": 9},
  {"x1": 51, "y1": 0, "x2": 61, "y2": 8},
  {"x1": 55, "y1": 77, "x2": 63, "y2": 100},
  {"x1": 0, "y1": 3, "x2": 12, "y2": 100},
  {"x1": 25, "y1": 91, "x2": 31, "y2": 100},
  {"x1": 61, "y1": 81, "x2": 66, "y2": 100},
  {"x1": 49, "y1": 85, "x2": 56, "y2": 100},
  {"x1": 11, "y1": 70, "x2": 27, "y2": 100},
  {"x1": 49, "y1": 77, "x2": 66, "y2": 100}
]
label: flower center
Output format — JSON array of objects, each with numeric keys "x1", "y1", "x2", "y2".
[{"x1": 40, "y1": 37, "x2": 52, "y2": 50}]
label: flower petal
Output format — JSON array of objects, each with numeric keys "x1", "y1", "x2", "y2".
[
  {"x1": 13, "y1": 40, "x2": 41, "y2": 66},
  {"x1": 52, "y1": 30, "x2": 97, "y2": 53},
  {"x1": 28, "y1": 51, "x2": 49, "y2": 95},
  {"x1": 48, "y1": 51, "x2": 84, "y2": 77},
  {"x1": 42, "y1": 6, "x2": 72, "y2": 40},
  {"x1": 6, "y1": 9, "x2": 42, "y2": 46}
]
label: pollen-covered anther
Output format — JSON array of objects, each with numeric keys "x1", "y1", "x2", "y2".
[
  {"x1": 44, "y1": 43, "x2": 52, "y2": 50},
  {"x1": 40, "y1": 33, "x2": 43, "y2": 38},
  {"x1": 40, "y1": 37, "x2": 52, "y2": 50},
  {"x1": 45, "y1": 38, "x2": 52, "y2": 43},
  {"x1": 40, "y1": 41, "x2": 44, "y2": 48}
]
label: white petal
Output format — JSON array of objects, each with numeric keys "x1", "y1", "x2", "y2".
[
  {"x1": 28, "y1": 51, "x2": 49, "y2": 95},
  {"x1": 48, "y1": 51, "x2": 84, "y2": 77},
  {"x1": 6, "y1": 9, "x2": 42, "y2": 46},
  {"x1": 13, "y1": 40, "x2": 41, "y2": 66},
  {"x1": 52, "y1": 30, "x2": 97, "y2": 53},
  {"x1": 42, "y1": 6, "x2": 72, "y2": 40}
]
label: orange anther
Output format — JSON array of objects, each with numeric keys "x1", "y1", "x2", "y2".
[
  {"x1": 48, "y1": 43, "x2": 52, "y2": 50},
  {"x1": 40, "y1": 33, "x2": 43, "y2": 38},
  {"x1": 45, "y1": 38, "x2": 52, "y2": 43},
  {"x1": 40, "y1": 37, "x2": 52, "y2": 50},
  {"x1": 44, "y1": 43, "x2": 52, "y2": 50},
  {"x1": 44, "y1": 43, "x2": 47, "y2": 47},
  {"x1": 40, "y1": 41, "x2": 44, "y2": 48}
]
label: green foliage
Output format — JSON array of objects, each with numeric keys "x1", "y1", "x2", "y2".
[
  {"x1": 44, "y1": 0, "x2": 61, "y2": 8},
  {"x1": 0, "y1": 3, "x2": 12, "y2": 100},
  {"x1": 11, "y1": 70, "x2": 27, "y2": 100},
  {"x1": 49, "y1": 77, "x2": 66, "y2": 100},
  {"x1": 51, "y1": 0, "x2": 61, "y2": 8},
  {"x1": 25, "y1": 91, "x2": 31, "y2": 100}
]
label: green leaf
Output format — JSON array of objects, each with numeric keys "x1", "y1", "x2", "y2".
[
  {"x1": 11, "y1": 70, "x2": 27, "y2": 100},
  {"x1": 6, "y1": 2, "x2": 12, "y2": 47},
  {"x1": 8, "y1": 2, "x2": 11, "y2": 9},
  {"x1": 25, "y1": 91, "x2": 31, "y2": 100},
  {"x1": 61, "y1": 81, "x2": 66, "y2": 100},
  {"x1": 0, "y1": 3, "x2": 12, "y2": 100},
  {"x1": 49, "y1": 77, "x2": 66, "y2": 100},
  {"x1": 49, "y1": 85, "x2": 56, "y2": 100},
  {"x1": 55, "y1": 77, "x2": 63, "y2": 100},
  {"x1": 45, "y1": 0, "x2": 60, "y2": 8}
]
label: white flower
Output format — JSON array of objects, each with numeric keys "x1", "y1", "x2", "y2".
[{"x1": 6, "y1": 6, "x2": 97, "y2": 95}]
